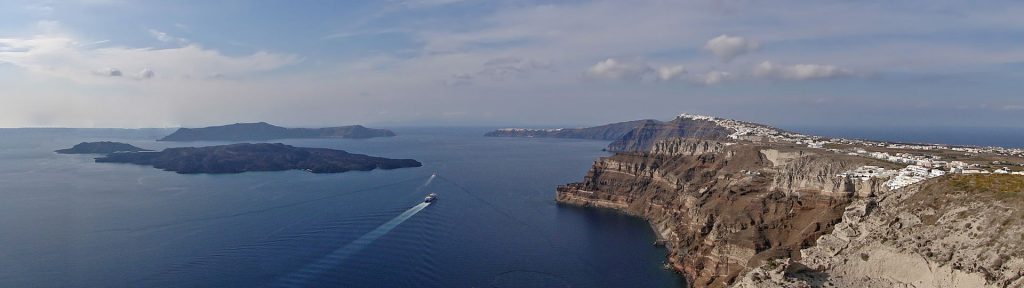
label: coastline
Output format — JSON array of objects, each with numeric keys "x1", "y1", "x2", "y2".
[{"x1": 556, "y1": 186, "x2": 692, "y2": 285}]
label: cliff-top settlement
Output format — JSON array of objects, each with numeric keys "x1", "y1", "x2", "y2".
[{"x1": 546, "y1": 114, "x2": 1024, "y2": 288}]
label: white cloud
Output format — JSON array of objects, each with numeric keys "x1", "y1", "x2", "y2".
[
  {"x1": 443, "y1": 73, "x2": 473, "y2": 86},
  {"x1": 477, "y1": 56, "x2": 552, "y2": 80},
  {"x1": 23, "y1": 4, "x2": 54, "y2": 15},
  {"x1": 443, "y1": 56, "x2": 552, "y2": 85},
  {"x1": 93, "y1": 68, "x2": 122, "y2": 77},
  {"x1": 586, "y1": 58, "x2": 685, "y2": 81},
  {"x1": 752, "y1": 61, "x2": 854, "y2": 80},
  {"x1": 148, "y1": 29, "x2": 189, "y2": 45},
  {"x1": 697, "y1": 71, "x2": 733, "y2": 85},
  {"x1": 587, "y1": 58, "x2": 646, "y2": 80},
  {"x1": 657, "y1": 65, "x2": 687, "y2": 81},
  {"x1": 35, "y1": 20, "x2": 62, "y2": 34},
  {"x1": 136, "y1": 68, "x2": 155, "y2": 79},
  {"x1": 0, "y1": 33, "x2": 299, "y2": 83},
  {"x1": 704, "y1": 34, "x2": 759, "y2": 62}
]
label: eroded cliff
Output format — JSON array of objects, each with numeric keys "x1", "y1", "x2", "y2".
[
  {"x1": 558, "y1": 141, "x2": 894, "y2": 287},
  {"x1": 555, "y1": 117, "x2": 1024, "y2": 288},
  {"x1": 735, "y1": 175, "x2": 1024, "y2": 288}
]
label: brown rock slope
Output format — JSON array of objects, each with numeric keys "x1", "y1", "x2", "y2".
[
  {"x1": 735, "y1": 174, "x2": 1024, "y2": 288},
  {"x1": 557, "y1": 138, "x2": 892, "y2": 287},
  {"x1": 607, "y1": 117, "x2": 732, "y2": 152}
]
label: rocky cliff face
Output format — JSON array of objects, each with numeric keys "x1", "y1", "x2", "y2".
[
  {"x1": 607, "y1": 118, "x2": 732, "y2": 152},
  {"x1": 735, "y1": 174, "x2": 1024, "y2": 288},
  {"x1": 556, "y1": 126, "x2": 1023, "y2": 287},
  {"x1": 763, "y1": 150, "x2": 889, "y2": 198},
  {"x1": 557, "y1": 141, "x2": 889, "y2": 287},
  {"x1": 649, "y1": 138, "x2": 727, "y2": 157}
]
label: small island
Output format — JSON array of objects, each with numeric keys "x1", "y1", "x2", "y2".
[
  {"x1": 94, "y1": 143, "x2": 421, "y2": 174},
  {"x1": 56, "y1": 142, "x2": 150, "y2": 154},
  {"x1": 158, "y1": 122, "x2": 396, "y2": 142}
]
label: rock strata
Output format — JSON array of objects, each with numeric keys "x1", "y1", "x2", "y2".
[
  {"x1": 736, "y1": 175, "x2": 1024, "y2": 288},
  {"x1": 553, "y1": 115, "x2": 1024, "y2": 288}
]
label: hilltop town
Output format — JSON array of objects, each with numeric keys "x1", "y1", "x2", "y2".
[{"x1": 678, "y1": 113, "x2": 1024, "y2": 190}]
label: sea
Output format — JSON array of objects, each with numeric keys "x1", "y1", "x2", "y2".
[
  {"x1": 0, "y1": 127, "x2": 684, "y2": 288},
  {"x1": 4, "y1": 126, "x2": 1019, "y2": 288}
]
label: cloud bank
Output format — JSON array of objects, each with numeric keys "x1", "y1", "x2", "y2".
[
  {"x1": 0, "y1": 29, "x2": 299, "y2": 83},
  {"x1": 704, "y1": 35, "x2": 759, "y2": 62},
  {"x1": 752, "y1": 61, "x2": 855, "y2": 80},
  {"x1": 586, "y1": 58, "x2": 686, "y2": 81}
]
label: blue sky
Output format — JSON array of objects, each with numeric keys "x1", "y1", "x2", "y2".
[{"x1": 1, "y1": 0, "x2": 1022, "y2": 128}]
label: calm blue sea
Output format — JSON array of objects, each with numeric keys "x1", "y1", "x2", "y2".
[{"x1": 0, "y1": 127, "x2": 684, "y2": 288}]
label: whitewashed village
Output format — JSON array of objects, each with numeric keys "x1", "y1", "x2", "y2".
[{"x1": 679, "y1": 114, "x2": 1024, "y2": 190}]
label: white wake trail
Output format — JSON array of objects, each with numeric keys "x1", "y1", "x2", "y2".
[
  {"x1": 419, "y1": 174, "x2": 436, "y2": 190},
  {"x1": 272, "y1": 202, "x2": 431, "y2": 287}
]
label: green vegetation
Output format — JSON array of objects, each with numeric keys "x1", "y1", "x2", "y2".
[{"x1": 947, "y1": 174, "x2": 1024, "y2": 198}]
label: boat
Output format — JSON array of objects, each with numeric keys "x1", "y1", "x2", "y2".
[{"x1": 424, "y1": 193, "x2": 437, "y2": 203}]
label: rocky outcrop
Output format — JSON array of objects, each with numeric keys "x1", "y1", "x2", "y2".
[
  {"x1": 607, "y1": 117, "x2": 733, "y2": 152},
  {"x1": 736, "y1": 174, "x2": 1024, "y2": 288},
  {"x1": 95, "y1": 143, "x2": 421, "y2": 174},
  {"x1": 557, "y1": 123, "x2": 1024, "y2": 287},
  {"x1": 55, "y1": 141, "x2": 150, "y2": 154},
  {"x1": 484, "y1": 120, "x2": 657, "y2": 140},
  {"x1": 557, "y1": 140, "x2": 886, "y2": 287},
  {"x1": 158, "y1": 122, "x2": 395, "y2": 141},
  {"x1": 650, "y1": 138, "x2": 727, "y2": 157},
  {"x1": 764, "y1": 150, "x2": 890, "y2": 198}
]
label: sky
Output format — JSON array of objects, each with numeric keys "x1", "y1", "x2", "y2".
[{"x1": 1, "y1": 0, "x2": 1023, "y2": 128}]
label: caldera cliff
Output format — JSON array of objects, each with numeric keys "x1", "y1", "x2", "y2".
[{"x1": 555, "y1": 114, "x2": 1024, "y2": 288}]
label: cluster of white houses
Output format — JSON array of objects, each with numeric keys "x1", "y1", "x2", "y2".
[
  {"x1": 678, "y1": 114, "x2": 819, "y2": 144},
  {"x1": 678, "y1": 114, "x2": 1024, "y2": 190},
  {"x1": 494, "y1": 128, "x2": 564, "y2": 132},
  {"x1": 836, "y1": 165, "x2": 947, "y2": 190},
  {"x1": 680, "y1": 114, "x2": 1023, "y2": 166}
]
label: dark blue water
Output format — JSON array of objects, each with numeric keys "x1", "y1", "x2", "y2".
[
  {"x1": 0, "y1": 128, "x2": 684, "y2": 287},
  {"x1": 786, "y1": 126, "x2": 1024, "y2": 148}
]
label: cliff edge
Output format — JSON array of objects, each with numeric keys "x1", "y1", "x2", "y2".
[{"x1": 555, "y1": 114, "x2": 1024, "y2": 287}]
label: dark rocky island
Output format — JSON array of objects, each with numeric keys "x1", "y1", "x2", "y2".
[
  {"x1": 95, "y1": 143, "x2": 420, "y2": 174},
  {"x1": 158, "y1": 122, "x2": 396, "y2": 142},
  {"x1": 56, "y1": 141, "x2": 150, "y2": 154}
]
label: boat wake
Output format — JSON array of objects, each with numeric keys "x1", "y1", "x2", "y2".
[
  {"x1": 271, "y1": 202, "x2": 431, "y2": 288},
  {"x1": 419, "y1": 173, "x2": 436, "y2": 190}
]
